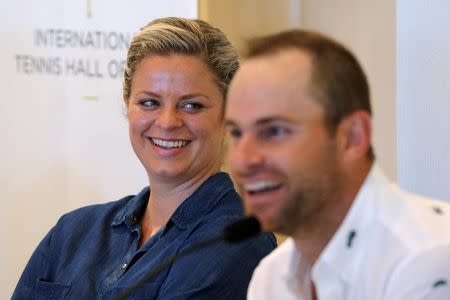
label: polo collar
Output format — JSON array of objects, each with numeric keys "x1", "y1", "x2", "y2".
[
  {"x1": 315, "y1": 165, "x2": 383, "y2": 287},
  {"x1": 281, "y1": 166, "x2": 387, "y2": 296}
]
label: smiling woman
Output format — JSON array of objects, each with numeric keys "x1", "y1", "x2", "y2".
[
  {"x1": 127, "y1": 54, "x2": 225, "y2": 187},
  {"x1": 12, "y1": 17, "x2": 276, "y2": 300}
]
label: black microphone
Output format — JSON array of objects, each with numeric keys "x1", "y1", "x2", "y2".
[
  {"x1": 113, "y1": 216, "x2": 261, "y2": 300},
  {"x1": 222, "y1": 215, "x2": 261, "y2": 242}
]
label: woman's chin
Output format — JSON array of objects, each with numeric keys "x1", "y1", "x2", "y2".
[{"x1": 148, "y1": 167, "x2": 186, "y2": 181}]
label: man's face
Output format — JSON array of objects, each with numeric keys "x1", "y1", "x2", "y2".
[{"x1": 225, "y1": 50, "x2": 343, "y2": 234}]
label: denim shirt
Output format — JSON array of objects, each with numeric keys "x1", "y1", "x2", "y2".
[{"x1": 13, "y1": 172, "x2": 276, "y2": 300}]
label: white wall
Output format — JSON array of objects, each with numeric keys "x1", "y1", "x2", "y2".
[
  {"x1": 302, "y1": 1, "x2": 450, "y2": 202},
  {"x1": 0, "y1": 1, "x2": 197, "y2": 298},
  {"x1": 397, "y1": 0, "x2": 450, "y2": 200},
  {"x1": 301, "y1": 0, "x2": 397, "y2": 181}
]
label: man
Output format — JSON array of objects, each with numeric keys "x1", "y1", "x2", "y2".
[{"x1": 225, "y1": 29, "x2": 450, "y2": 300}]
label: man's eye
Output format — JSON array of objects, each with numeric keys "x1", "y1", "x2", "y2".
[
  {"x1": 260, "y1": 126, "x2": 289, "y2": 138},
  {"x1": 227, "y1": 127, "x2": 242, "y2": 139}
]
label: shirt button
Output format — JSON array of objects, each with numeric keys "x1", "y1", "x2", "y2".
[
  {"x1": 126, "y1": 214, "x2": 138, "y2": 226},
  {"x1": 433, "y1": 206, "x2": 444, "y2": 215},
  {"x1": 347, "y1": 230, "x2": 357, "y2": 248},
  {"x1": 122, "y1": 263, "x2": 128, "y2": 269}
]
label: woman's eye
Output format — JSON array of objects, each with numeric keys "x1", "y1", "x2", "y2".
[
  {"x1": 181, "y1": 102, "x2": 204, "y2": 111},
  {"x1": 139, "y1": 99, "x2": 159, "y2": 108}
]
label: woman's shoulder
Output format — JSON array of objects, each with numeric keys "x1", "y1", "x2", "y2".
[
  {"x1": 59, "y1": 195, "x2": 130, "y2": 222},
  {"x1": 55, "y1": 187, "x2": 149, "y2": 231}
]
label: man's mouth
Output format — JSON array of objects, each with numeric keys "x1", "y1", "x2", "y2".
[
  {"x1": 243, "y1": 181, "x2": 283, "y2": 195},
  {"x1": 150, "y1": 138, "x2": 190, "y2": 149}
]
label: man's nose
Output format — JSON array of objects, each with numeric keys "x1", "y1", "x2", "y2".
[{"x1": 228, "y1": 134, "x2": 264, "y2": 175}]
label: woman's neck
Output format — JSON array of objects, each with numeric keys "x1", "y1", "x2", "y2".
[{"x1": 139, "y1": 166, "x2": 220, "y2": 245}]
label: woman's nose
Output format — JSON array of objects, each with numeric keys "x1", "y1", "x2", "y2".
[{"x1": 155, "y1": 107, "x2": 183, "y2": 129}]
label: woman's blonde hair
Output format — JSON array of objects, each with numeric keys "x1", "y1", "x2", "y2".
[{"x1": 123, "y1": 17, "x2": 239, "y2": 104}]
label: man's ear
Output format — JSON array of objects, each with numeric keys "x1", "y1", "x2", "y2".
[{"x1": 336, "y1": 110, "x2": 372, "y2": 162}]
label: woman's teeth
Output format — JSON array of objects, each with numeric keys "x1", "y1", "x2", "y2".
[{"x1": 152, "y1": 138, "x2": 189, "y2": 148}]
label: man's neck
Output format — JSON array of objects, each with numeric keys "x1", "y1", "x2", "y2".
[
  {"x1": 292, "y1": 162, "x2": 372, "y2": 264},
  {"x1": 292, "y1": 215, "x2": 342, "y2": 264}
]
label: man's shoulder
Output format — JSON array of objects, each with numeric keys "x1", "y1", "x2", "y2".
[
  {"x1": 377, "y1": 183, "x2": 450, "y2": 250},
  {"x1": 361, "y1": 182, "x2": 450, "y2": 296}
]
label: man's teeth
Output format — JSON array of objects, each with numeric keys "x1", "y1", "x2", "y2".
[
  {"x1": 152, "y1": 138, "x2": 188, "y2": 148},
  {"x1": 244, "y1": 181, "x2": 281, "y2": 193}
]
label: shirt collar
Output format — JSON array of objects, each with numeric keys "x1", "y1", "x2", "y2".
[
  {"x1": 281, "y1": 239, "x2": 314, "y2": 298},
  {"x1": 169, "y1": 172, "x2": 235, "y2": 229},
  {"x1": 282, "y1": 165, "x2": 387, "y2": 295},
  {"x1": 281, "y1": 238, "x2": 300, "y2": 279},
  {"x1": 314, "y1": 164, "x2": 384, "y2": 286},
  {"x1": 111, "y1": 172, "x2": 235, "y2": 230},
  {"x1": 111, "y1": 186, "x2": 150, "y2": 229}
]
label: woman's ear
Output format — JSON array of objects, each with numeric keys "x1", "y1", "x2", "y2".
[{"x1": 337, "y1": 110, "x2": 372, "y2": 162}]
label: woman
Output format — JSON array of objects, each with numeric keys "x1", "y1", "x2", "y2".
[{"x1": 13, "y1": 17, "x2": 276, "y2": 299}]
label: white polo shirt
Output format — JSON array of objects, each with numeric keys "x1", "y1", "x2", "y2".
[{"x1": 247, "y1": 166, "x2": 450, "y2": 300}]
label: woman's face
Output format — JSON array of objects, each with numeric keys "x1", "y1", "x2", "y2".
[{"x1": 127, "y1": 54, "x2": 225, "y2": 183}]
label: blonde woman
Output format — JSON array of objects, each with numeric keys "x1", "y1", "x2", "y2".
[{"x1": 13, "y1": 17, "x2": 276, "y2": 300}]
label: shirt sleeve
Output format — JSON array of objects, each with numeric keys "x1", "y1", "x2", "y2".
[
  {"x1": 384, "y1": 244, "x2": 450, "y2": 300},
  {"x1": 156, "y1": 217, "x2": 276, "y2": 300}
]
